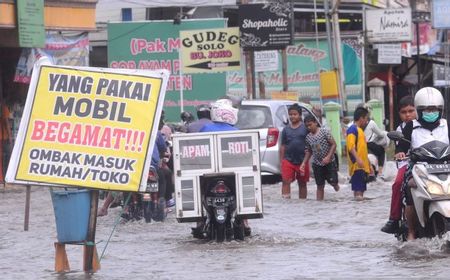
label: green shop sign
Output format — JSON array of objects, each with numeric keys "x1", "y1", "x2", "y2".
[
  {"x1": 17, "y1": 0, "x2": 45, "y2": 48},
  {"x1": 227, "y1": 38, "x2": 363, "y2": 111},
  {"x1": 108, "y1": 19, "x2": 227, "y2": 122}
]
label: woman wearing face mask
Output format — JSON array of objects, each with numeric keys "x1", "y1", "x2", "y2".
[{"x1": 396, "y1": 87, "x2": 449, "y2": 240}]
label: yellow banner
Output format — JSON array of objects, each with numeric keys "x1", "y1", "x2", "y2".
[
  {"x1": 271, "y1": 91, "x2": 298, "y2": 101},
  {"x1": 180, "y1": 27, "x2": 241, "y2": 73},
  {"x1": 319, "y1": 70, "x2": 339, "y2": 99},
  {"x1": 8, "y1": 64, "x2": 168, "y2": 191}
]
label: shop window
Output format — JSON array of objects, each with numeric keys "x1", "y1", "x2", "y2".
[
  {"x1": 146, "y1": 7, "x2": 180, "y2": 20},
  {"x1": 122, "y1": 8, "x2": 132, "y2": 21}
]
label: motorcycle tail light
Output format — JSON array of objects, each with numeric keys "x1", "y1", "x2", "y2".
[
  {"x1": 148, "y1": 170, "x2": 157, "y2": 181},
  {"x1": 212, "y1": 181, "x2": 230, "y2": 194},
  {"x1": 267, "y1": 127, "x2": 279, "y2": 148},
  {"x1": 142, "y1": 193, "x2": 151, "y2": 201}
]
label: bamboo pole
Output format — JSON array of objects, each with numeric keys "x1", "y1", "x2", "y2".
[{"x1": 331, "y1": 0, "x2": 346, "y2": 112}]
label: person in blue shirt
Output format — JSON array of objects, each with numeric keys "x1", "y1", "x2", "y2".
[
  {"x1": 194, "y1": 99, "x2": 251, "y2": 237},
  {"x1": 187, "y1": 104, "x2": 213, "y2": 133},
  {"x1": 151, "y1": 131, "x2": 167, "y2": 169},
  {"x1": 199, "y1": 99, "x2": 238, "y2": 132}
]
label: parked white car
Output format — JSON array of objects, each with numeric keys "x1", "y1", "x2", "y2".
[{"x1": 235, "y1": 100, "x2": 320, "y2": 180}]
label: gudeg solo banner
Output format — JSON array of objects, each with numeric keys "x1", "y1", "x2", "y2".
[
  {"x1": 180, "y1": 27, "x2": 241, "y2": 73},
  {"x1": 108, "y1": 19, "x2": 227, "y2": 122},
  {"x1": 6, "y1": 58, "x2": 170, "y2": 192}
]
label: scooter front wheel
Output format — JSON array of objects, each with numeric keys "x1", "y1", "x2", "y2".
[{"x1": 430, "y1": 213, "x2": 449, "y2": 238}]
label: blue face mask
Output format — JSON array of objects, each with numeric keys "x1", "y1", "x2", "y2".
[{"x1": 422, "y1": 111, "x2": 439, "y2": 123}]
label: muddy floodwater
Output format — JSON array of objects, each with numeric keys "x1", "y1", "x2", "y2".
[{"x1": 2, "y1": 161, "x2": 450, "y2": 279}]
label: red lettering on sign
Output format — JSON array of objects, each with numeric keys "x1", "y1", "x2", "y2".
[{"x1": 30, "y1": 120, "x2": 145, "y2": 151}]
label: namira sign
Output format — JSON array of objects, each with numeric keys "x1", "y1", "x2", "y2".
[
  {"x1": 365, "y1": 8, "x2": 412, "y2": 43},
  {"x1": 6, "y1": 59, "x2": 170, "y2": 192},
  {"x1": 180, "y1": 27, "x2": 241, "y2": 73}
]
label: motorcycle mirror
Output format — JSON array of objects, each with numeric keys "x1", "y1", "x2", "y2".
[{"x1": 387, "y1": 131, "x2": 408, "y2": 142}]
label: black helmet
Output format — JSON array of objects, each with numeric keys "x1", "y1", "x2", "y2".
[
  {"x1": 196, "y1": 104, "x2": 211, "y2": 120},
  {"x1": 180, "y1": 111, "x2": 195, "y2": 123}
]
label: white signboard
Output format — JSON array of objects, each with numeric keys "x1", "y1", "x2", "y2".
[
  {"x1": 255, "y1": 50, "x2": 279, "y2": 72},
  {"x1": 432, "y1": 0, "x2": 450, "y2": 29},
  {"x1": 433, "y1": 64, "x2": 450, "y2": 87},
  {"x1": 377, "y1": 44, "x2": 402, "y2": 64},
  {"x1": 366, "y1": 8, "x2": 412, "y2": 43},
  {"x1": 97, "y1": 0, "x2": 235, "y2": 8}
]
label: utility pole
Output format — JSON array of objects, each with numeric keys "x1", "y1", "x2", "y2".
[
  {"x1": 331, "y1": 0, "x2": 346, "y2": 112},
  {"x1": 241, "y1": 0, "x2": 254, "y2": 99},
  {"x1": 324, "y1": 0, "x2": 335, "y2": 69}
]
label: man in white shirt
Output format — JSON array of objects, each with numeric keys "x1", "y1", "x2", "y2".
[{"x1": 396, "y1": 87, "x2": 449, "y2": 240}]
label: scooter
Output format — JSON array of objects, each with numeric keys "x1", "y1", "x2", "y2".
[{"x1": 388, "y1": 131, "x2": 450, "y2": 241}]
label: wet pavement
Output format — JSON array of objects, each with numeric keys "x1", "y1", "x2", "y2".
[{"x1": 1, "y1": 161, "x2": 450, "y2": 279}]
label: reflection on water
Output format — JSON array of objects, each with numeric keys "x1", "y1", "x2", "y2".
[{"x1": 2, "y1": 163, "x2": 450, "y2": 279}]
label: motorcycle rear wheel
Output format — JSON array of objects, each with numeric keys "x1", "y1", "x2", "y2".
[
  {"x1": 143, "y1": 201, "x2": 153, "y2": 223},
  {"x1": 215, "y1": 223, "x2": 226, "y2": 242}
]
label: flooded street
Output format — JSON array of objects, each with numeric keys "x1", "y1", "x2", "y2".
[{"x1": 2, "y1": 161, "x2": 450, "y2": 279}]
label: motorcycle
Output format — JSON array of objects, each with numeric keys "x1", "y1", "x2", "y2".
[
  {"x1": 142, "y1": 166, "x2": 166, "y2": 222},
  {"x1": 388, "y1": 131, "x2": 450, "y2": 241},
  {"x1": 173, "y1": 130, "x2": 263, "y2": 243},
  {"x1": 122, "y1": 166, "x2": 165, "y2": 223},
  {"x1": 197, "y1": 175, "x2": 246, "y2": 242}
]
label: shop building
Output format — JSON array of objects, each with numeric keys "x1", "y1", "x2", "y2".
[{"x1": 0, "y1": 0, "x2": 98, "y2": 181}]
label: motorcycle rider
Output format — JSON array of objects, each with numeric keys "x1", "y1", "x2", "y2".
[
  {"x1": 200, "y1": 99, "x2": 239, "y2": 132},
  {"x1": 192, "y1": 98, "x2": 251, "y2": 237},
  {"x1": 380, "y1": 96, "x2": 416, "y2": 234},
  {"x1": 396, "y1": 87, "x2": 448, "y2": 240},
  {"x1": 179, "y1": 111, "x2": 195, "y2": 132},
  {"x1": 99, "y1": 118, "x2": 167, "y2": 219},
  {"x1": 159, "y1": 111, "x2": 175, "y2": 208},
  {"x1": 187, "y1": 104, "x2": 212, "y2": 133}
]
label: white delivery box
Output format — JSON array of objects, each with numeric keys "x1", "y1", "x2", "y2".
[{"x1": 172, "y1": 130, "x2": 263, "y2": 222}]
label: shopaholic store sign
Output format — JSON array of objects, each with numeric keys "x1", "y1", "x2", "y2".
[
  {"x1": 365, "y1": 8, "x2": 412, "y2": 43},
  {"x1": 6, "y1": 60, "x2": 169, "y2": 192},
  {"x1": 239, "y1": 2, "x2": 293, "y2": 50}
]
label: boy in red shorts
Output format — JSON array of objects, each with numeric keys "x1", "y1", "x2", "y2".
[{"x1": 279, "y1": 103, "x2": 309, "y2": 199}]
